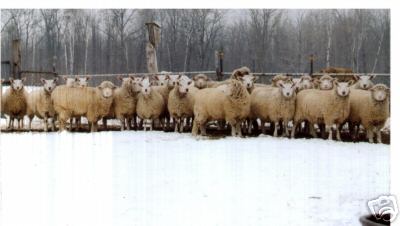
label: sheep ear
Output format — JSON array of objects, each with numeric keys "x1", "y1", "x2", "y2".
[
  {"x1": 369, "y1": 74, "x2": 376, "y2": 80},
  {"x1": 154, "y1": 75, "x2": 159, "y2": 81},
  {"x1": 75, "y1": 78, "x2": 79, "y2": 82},
  {"x1": 193, "y1": 75, "x2": 199, "y2": 80},
  {"x1": 85, "y1": 76, "x2": 91, "y2": 81},
  {"x1": 178, "y1": 74, "x2": 182, "y2": 79},
  {"x1": 347, "y1": 80, "x2": 354, "y2": 86},
  {"x1": 129, "y1": 75, "x2": 136, "y2": 80},
  {"x1": 40, "y1": 78, "x2": 46, "y2": 84},
  {"x1": 188, "y1": 81, "x2": 192, "y2": 86},
  {"x1": 353, "y1": 74, "x2": 360, "y2": 80},
  {"x1": 117, "y1": 75, "x2": 123, "y2": 81},
  {"x1": 165, "y1": 75, "x2": 170, "y2": 80},
  {"x1": 333, "y1": 79, "x2": 339, "y2": 86},
  {"x1": 253, "y1": 76, "x2": 259, "y2": 81},
  {"x1": 63, "y1": 76, "x2": 68, "y2": 81},
  {"x1": 21, "y1": 77, "x2": 26, "y2": 82},
  {"x1": 278, "y1": 82, "x2": 284, "y2": 88},
  {"x1": 9, "y1": 78, "x2": 14, "y2": 83},
  {"x1": 53, "y1": 77, "x2": 58, "y2": 83}
]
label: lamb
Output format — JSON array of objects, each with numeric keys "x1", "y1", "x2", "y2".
[
  {"x1": 103, "y1": 76, "x2": 140, "y2": 131},
  {"x1": 351, "y1": 74, "x2": 376, "y2": 90},
  {"x1": 136, "y1": 77, "x2": 165, "y2": 131},
  {"x1": 3, "y1": 78, "x2": 28, "y2": 130},
  {"x1": 249, "y1": 81, "x2": 297, "y2": 136},
  {"x1": 193, "y1": 74, "x2": 209, "y2": 89},
  {"x1": 320, "y1": 67, "x2": 353, "y2": 73},
  {"x1": 348, "y1": 84, "x2": 390, "y2": 143},
  {"x1": 52, "y1": 81, "x2": 116, "y2": 132},
  {"x1": 167, "y1": 76, "x2": 198, "y2": 132},
  {"x1": 192, "y1": 78, "x2": 250, "y2": 137},
  {"x1": 27, "y1": 78, "x2": 58, "y2": 131},
  {"x1": 291, "y1": 80, "x2": 353, "y2": 141}
]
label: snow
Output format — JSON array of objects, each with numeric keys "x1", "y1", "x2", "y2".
[{"x1": 0, "y1": 131, "x2": 390, "y2": 226}]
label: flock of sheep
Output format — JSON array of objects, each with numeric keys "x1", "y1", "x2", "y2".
[{"x1": 0, "y1": 66, "x2": 390, "y2": 143}]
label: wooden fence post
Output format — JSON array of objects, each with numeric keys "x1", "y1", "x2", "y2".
[
  {"x1": 309, "y1": 54, "x2": 314, "y2": 76},
  {"x1": 145, "y1": 22, "x2": 160, "y2": 74},
  {"x1": 11, "y1": 39, "x2": 21, "y2": 79}
]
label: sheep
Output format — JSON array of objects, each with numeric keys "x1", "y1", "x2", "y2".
[
  {"x1": 62, "y1": 76, "x2": 77, "y2": 87},
  {"x1": 136, "y1": 77, "x2": 165, "y2": 131},
  {"x1": 152, "y1": 74, "x2": 179, "y2": 129},
  {"x1": 167, "y1": 76, "x2": 198, "y2": 132},
  {"x1": 103, "y1": 76, "x2": 140, "y2": 131},
  {"x1": 348, "y1": 84, "x2": 390, "y2": 143},
  {"x1": 193, "y1": 74, "x2": 209, "y2": 89},
  {"x1": 351, "y1": 74, "x2": 376, "y2": 90},
  {"x1": 249, "y1": 81, "x2": 297, "y2": 136},
  {"x1": 320, "y1": 67, "x2": 353, "y2": 73},
  {"x1": 291, "y1": 80, "x2": 353, "y2": 141},
  {"x1": 75, "y1": 76, "x2": 91, "y2": 88},
  {"x1": 271, "y1": 74, "x2": 292, "y2": 87},
  {"x1": 293, "y1": 75, "x2": 314, "y2": 92},
  {"x1": 314, "y1": 74, "x2": 335, "y2": 90},
  {"x1": 3, "y1": 78, "x2": 28, "y2": 130},
  {"x1": 27, "y1": 78, "x2": 58, "y2": 132},
  {"x1": 52, "y1": 81, "x2": 116, "y2": 132},
  {"x1": 192, "y1": 78, "x2": 250, "y2": 137}
]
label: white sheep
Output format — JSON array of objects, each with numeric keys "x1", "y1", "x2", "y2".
[
  {"x1": 27, "y1": 78, "x2": 58, "y2": 131},
  {"x1": 192, "y1": 79, "x2": 250, "y2": 137},
  {"x1": 3, "y1": 78, "x2": 28, "y2": 130},
  {"x1": 314, "y1": 74, "x2": 335, "y2": 90},
  {"x1": 348, "y1": 84, "x2": 390, "y2": 143},
  {"x1": 193, "y1": 74, "x2": 209, "y2": 89},
  {"x1": 293, "y1": 75, "x2": 314, "y2": 92},
  {"x1": 62, "y1": 76, "x2": 77, "y2": 87},
  {"x1": 103, "y1": 76, "x2": 140, "y2": 131},
  {"x1": 167, "y1": 76, "x2": 198, "y2": 132},
  {"x1": 292, "y1": 80, "x2": 353, "y2": 141},
  {"x1": 249, "y1": 81, "x2": 297, "y2": 136},
  {"x1": 52, "y1": 81, "x2": 116, "y2": 132},
  {"x1": 136, "y1": 77, "x2": 165, "y2": 131},
  {"x1": 351, "y1": 74, "x2": 376, "y2": 90}
]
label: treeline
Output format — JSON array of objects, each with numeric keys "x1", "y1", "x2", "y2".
[{"x1": 0, "y1": 9, "x2": 390, "y2": 75}]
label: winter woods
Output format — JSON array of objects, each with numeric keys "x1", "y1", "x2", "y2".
[{"x1": 1, "y1": 9, "x2": 390, "y2": 75}]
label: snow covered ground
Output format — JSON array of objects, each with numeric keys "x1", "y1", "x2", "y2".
[{"x1": 0, "y1": 131, "x2": 390, "y2": 226}]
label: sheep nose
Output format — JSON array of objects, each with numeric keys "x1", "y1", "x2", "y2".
[
  {"x1": 145, "y1": 89, "x2": 148, "y2": 92},
  {"x1": 286, "y1": 92, "x2": 290, "y2": 96},
  {"x1": 186, "y1": 88, "x2": 189, "y2": 92},
  {"x1": 342, "y1": 91, "x2": 345, "y2": 95}
]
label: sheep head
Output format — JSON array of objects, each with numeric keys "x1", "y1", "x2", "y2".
[
  {"x1": 334, "y1": 80, "x2": 353, "y2": 97},
  {"x1": 97, "y1": 81, "x2": 116, "y2": 98},
  {"x1": 353, "y1": 74, "x2": 376, "y2": 90},
  {"x1": 9, "y1": 77, "x2": 26, "y2": 91},
  {"x1": 41, "y1": 78, "x2": 57, "y2": 93},
  {"x1": 370, "y1": 84, "x2": 390, "y2": 102}
]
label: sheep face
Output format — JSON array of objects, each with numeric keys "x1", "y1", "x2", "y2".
[
  {"x1": 300, "y1": 76, "x2": 314, "y2": 90},
  {"x1": 319, "y1": 77, "x2": 334, "y2": 90},
  {"x1": 64, "y1": 77, "x2": 77, "y2": 87},
  {"x1": 41, "y1": 78, "x2": 57, "y2": 93},
  {"x1": 241, "y1": 74, "x2": 258, "y2": 89},
  {"x1": 139, "y1": 77, "x2": 153, "y2": 96},
  {"x1": 279, "y1": 82, "x2": 296, "y2": 98},
  {"x1": 370, "y1": 84, "x2": 389, "y2": 102},
  {"x1": 98, "y1": 81, "x2": 116, "y2": 98},
  {"x1": 354, "y1": 74, "x2": 375, "y2": 90},
  {"x1": 76, "y1": 76, "x2": 90, "y2": 88},
  {"x1": 155, "y1": 75, "x2": 170, "y2": 86},
  {"x1": 334, "y1": 81, "x2": 352, "y2": 97},
  {"x1": 168, "y1": 74, "x2": 182, "y2": 88},
  {"x1": 10, "y1": 78, "x2": 26, "y2": 91},
  {"x1": 178, "y1": 77, "x2": 192, "y2": 94},
  {"x1": 193, "y1": 74, "x2": 208, "y2": 89}
]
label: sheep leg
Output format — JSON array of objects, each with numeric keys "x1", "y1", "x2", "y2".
[
  {"x1": 192, "y1": 121, "x2": 199, "y2": 136},
  {"x1": 335, "y1": 124, "x2": 341, "y2": 141},
  {"x1": 179, "y1": 118, "x2": 185, "y2": 133},
  {"x1": 273, "y1": 122, "x2": 279, "y2": 137},
  {"x1": 7, "y1": 117, "x2": 12, "y2": 130},
  {"x1": 17, "y1": 118, "x2": 21, "y2": 130},
  {"x1": 69, "y1": 118, "x2": 73, "y2": 131},
  {"x1": 51, "y1": 118, "x2": 56, "y2": 132},
  {"x1": 44, "y1": 116, "x2": 49, "y2": 132},
  {"x1": 90, "y1": 122, "x2": 98, "y2": 132},
  {"x1": 236, "y1": 123, "x2": 242, "y2": 137},
  {"x1": 310, "y1": 124, "x2": 318, "y2": 138},
  {"x1": 247, "y1": 119, "x2": 252, "y2": 134},
  {"x1": 366, "y1": 128, "x2": 374, "y2": 143},
  {"x1": 132, "y1": 115, "x2": 137, "y2": 130},
  {"x1": 230, "y1": 122, "x2": 237, "y2": 136},
  {"x1": 119, "y1": 117, "x2": 125, "y2": 131},
  {"x1": 102, "y1": 118, "x2": 108, "y2": 130},
  {"x1": 126, "y1": 118, "x2": 132, "y2": 130},
  {"x1": 376, "y1": 128, "x2": 382, "y2": 143},
  {"x1": 200, "y1": 123, "x2": 207, "y2": 136},
  {"x1": 28, "y1": 116, "x2": 33, "y2": 131},
  {"x1": 284, "y1": 120, "x2": 289, "y2": 137},
  {"x1": 150, "y1": 119, "x2": 154, "y2": 131},
  {"x1": 291, "y1": 121, "x2": 297, "y2": 138},
  {"x1": 76, "y1": 117, "x2": 81, "y2": 130},
  {"x1": 326, "y1": 125, "x2": 333, "y2": 140},
  {"x1": 260, "y1": 120, "x2": 266, "y2": 134}
]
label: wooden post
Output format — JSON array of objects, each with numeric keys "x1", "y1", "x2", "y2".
[
  {"x1": 52, "y1": 55, "x2": 57, "y2": 75},
  {"x1": 11, "y1": 39, "x2": 21, "y2": 79},
  {"x1": 215, "y1": 49, "x2": 224, "y2": 81},
  {"x1": 145, "y1": 22, "x2": 160, "y2": 74},
  {"x1": 309, "y1": 54, "x2": 314, "y2": 76}
]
